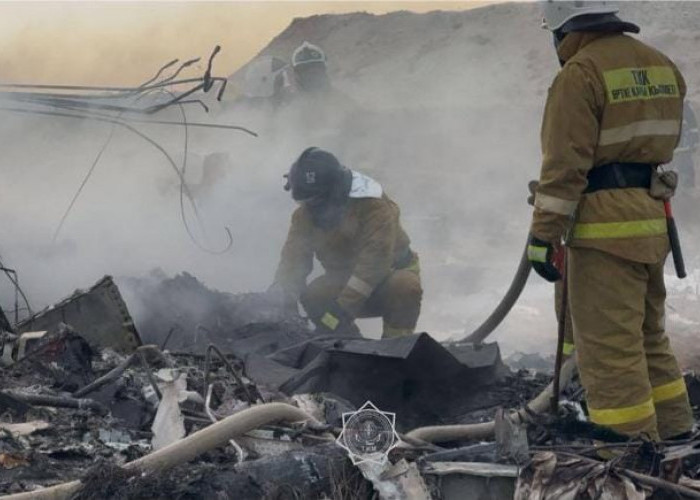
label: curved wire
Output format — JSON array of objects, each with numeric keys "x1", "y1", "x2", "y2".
[
  {"x1": 51, "y1": 86, "x2": 155, "y2": 242},
  {"x1": 0, "y1": 101, "x2": 257, "y2": 135},
  {"x1": 157, "y1": 57, "x2": 201, "y2": 86},
  {"x1": 0, "y1": 76, "x2": 204, "y2": 93},
  {"x1": 52, "y1": 124, "x2": 118, "y2": 242},
  {"x1": 157, "y1": 88, "x2": 234, "y2": 255},
  {"x1": 139, "y1": 58, "x2": 180, "y2": 89},
  {"x1": 0, "y1": 256, "x2": 33, "y2": 317},
  {"x1": 2, "y1": 106, "x2": 233, "y2": 253}
]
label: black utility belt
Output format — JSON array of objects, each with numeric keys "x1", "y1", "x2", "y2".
[{"x1": 584, "y1": 162, "x2": 654, "y2": 194}]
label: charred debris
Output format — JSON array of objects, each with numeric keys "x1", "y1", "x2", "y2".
[{"x1": 0, "y1": 272, "x2": 698, "y2": 499}]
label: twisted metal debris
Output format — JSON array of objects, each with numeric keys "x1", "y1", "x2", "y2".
[{"x1": 0, "y1": 46, "x2": 257, "y2": 254}]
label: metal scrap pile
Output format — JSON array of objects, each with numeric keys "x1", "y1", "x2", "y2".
[{"x1": 1, "y1": 273, "x2": 700, "y2": 499}]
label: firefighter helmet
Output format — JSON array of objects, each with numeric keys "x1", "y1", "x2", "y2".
[
  {"x1": 541, "y1": 0, "x2": 618, "y2": 31},
  {"x1": 284, "y1": 147, "x2": 348, "y2": 203},
  {"x1": 292, "y1": 41, "x2": 326, "y2": 68}
]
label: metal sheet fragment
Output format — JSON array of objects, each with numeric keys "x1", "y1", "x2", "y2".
[
  {"x1": 0, "y1": 420, "x2": 51, "y2": 437},
  {"x1": 357, "y1": 459, "x2": 431, "y2": 500},
  {"x1": 16, "y1": 276, "x2": 141, "y2": 353},
  {"x1": 422, "y1": 461, "x2": 519, "y2": 478}
]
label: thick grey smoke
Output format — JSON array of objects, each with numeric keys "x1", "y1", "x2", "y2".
[{"x1": 1, "y1": 2, "x2": 699, "y2": 356}]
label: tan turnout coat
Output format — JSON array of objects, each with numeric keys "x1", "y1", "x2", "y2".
[
  {"x1": 274, "y1": 194, "x2": 412, "y2": 316},
  {"x1": 531, "y1": 32, "x2": 685, "y2": 263}
]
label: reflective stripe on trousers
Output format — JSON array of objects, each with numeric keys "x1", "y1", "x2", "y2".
[
  {"x1": 652, "y1": 378, "x2": 687, "y2": 403},
  {"x1": 573, "y1": 218, "x2": 666, "y2": 240},
  {"x1": 589, "y1": 377, "x2": 687, "y2": 427},
  {"x1": 589, "y1": 398, "x2": 655, "y2": 427},
  {"x1": 568, "y1": 247, "x2": 693, "y2": 440}
]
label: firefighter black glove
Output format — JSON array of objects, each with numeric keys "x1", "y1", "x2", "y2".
[
  {"x1": 527, "y1": 235, "x2": 564, "y2": 282},
  {"x1": 316, "y1": 301, "x2": 358, "y2": 336}
]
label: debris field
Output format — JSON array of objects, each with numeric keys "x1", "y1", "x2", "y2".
[{"x1": 1, "y1": 273, "x2": 700, "y2": 499}]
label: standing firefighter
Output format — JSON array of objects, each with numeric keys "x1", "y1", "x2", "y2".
[
  {"x1": 272, "y1": 147, "x2": 422, "y2": 338},
  {"x1": 528, "y1": 1, "x2": 693, "y2": 440}
]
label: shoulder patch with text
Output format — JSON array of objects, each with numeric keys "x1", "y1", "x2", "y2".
[{"x1": 603, "y1": 66, "x2": 679, "y2": 104}]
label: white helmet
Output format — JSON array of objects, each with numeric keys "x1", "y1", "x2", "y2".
[
  {"x1": 292, "y1": 41, "x2": 326, "y2": 68},
  {"x1": 541, "y1": 0, "x2": 619, "y2": 31}
]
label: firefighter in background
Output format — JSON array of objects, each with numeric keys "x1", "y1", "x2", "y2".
[
  {"x1": 287, "y1": 41, "x2": 358, "y2": 115},
  {"x1": 271, "y1": 147, "x2": 422, "y2": 338},
  {"x1": 291, "y1": 41, "x2": 332, "y2": 93},
  {"x1": 528, "y1": 1, "x2": 693, "y2": 440}
]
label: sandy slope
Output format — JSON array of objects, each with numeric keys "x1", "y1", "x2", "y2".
[{"x1": 230, "y1": 1, "x2": 700, "y2": 108}]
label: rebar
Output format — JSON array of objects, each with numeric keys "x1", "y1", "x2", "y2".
[
  {"x1": 203, "y1": 343, "x2": 258, "y2": 404},
  {"x1": 0, "y1": 47, "x2": 227, "y2": 117}
]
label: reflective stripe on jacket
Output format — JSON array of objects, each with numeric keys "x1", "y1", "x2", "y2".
[
  {"x1": 273, "y1": 194, "x2": 413, "y2": 316},
  {"x1": 531, "y1": 32, "x2": 685, "y2": 263}
]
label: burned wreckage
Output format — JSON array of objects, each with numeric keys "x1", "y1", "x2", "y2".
[
  {"x1": 2, "y1": 49, "x2": 700, "y2": 500},
  {"x1": 0, "y1": 271, "x2": 699, "y2": 500}
]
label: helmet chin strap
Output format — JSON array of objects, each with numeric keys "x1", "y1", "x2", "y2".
[
  {"x1": 552, "y1": 31, "x2": 563, "y2": 49},
  {"x1": 552, "y1": 31, "x2": 567, "y2": 67},
  {"x1": 306, "y1": 168, "x2": 352, "y2": 230}
]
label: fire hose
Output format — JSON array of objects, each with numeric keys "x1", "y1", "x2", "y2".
[
  {"x1": 406, "y1": 356, "x2": 578, "y2": 443},
  {"x1": 463, "y1": 242, "x2": 532, "y2": 345},
  {"x1": 0, "y1": 377, "x2": 581, "y2": 498},
  {"x1": 0, "y1": 403, "x2": 321, "y2": 500}
]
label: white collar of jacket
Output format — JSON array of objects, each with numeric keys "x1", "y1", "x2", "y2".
[{"x1": 349, "y1": 171, "x2": 383, "y2": 199}]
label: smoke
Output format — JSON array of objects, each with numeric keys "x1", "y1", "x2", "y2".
[{"x1": 1, "y1": 1, "x2": 699, "y2": 356}]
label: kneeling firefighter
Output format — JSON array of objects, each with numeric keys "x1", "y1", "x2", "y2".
[
  {"x1": 528, "y1": 0, "x2": 693, "y2": 440},
  {"x1": 271, "y1": 147, "x2": 422, "y2": 338}
]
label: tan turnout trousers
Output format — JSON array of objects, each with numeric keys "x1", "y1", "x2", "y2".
[
  {"x1": 300, "y1": 259, "x2": 422, "y2": 338},
  {"x1": 569, "y1": 247, "x2": 692, "y2": 439}
]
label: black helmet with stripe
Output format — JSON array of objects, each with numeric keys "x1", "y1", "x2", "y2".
[{"x1": 284, "y1": 147, "x2": 351, "y2": 205}]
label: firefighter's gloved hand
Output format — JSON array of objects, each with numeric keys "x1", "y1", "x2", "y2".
[
  {"x1": 528, "y1": 235, "x2": 564, "y2": 282},
  {"x1": 316, "y1": 302, "x2": 359, "y2": 336},
  {"x1": 527, "y1": 180, "x2": 539, "y2": 206}
]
